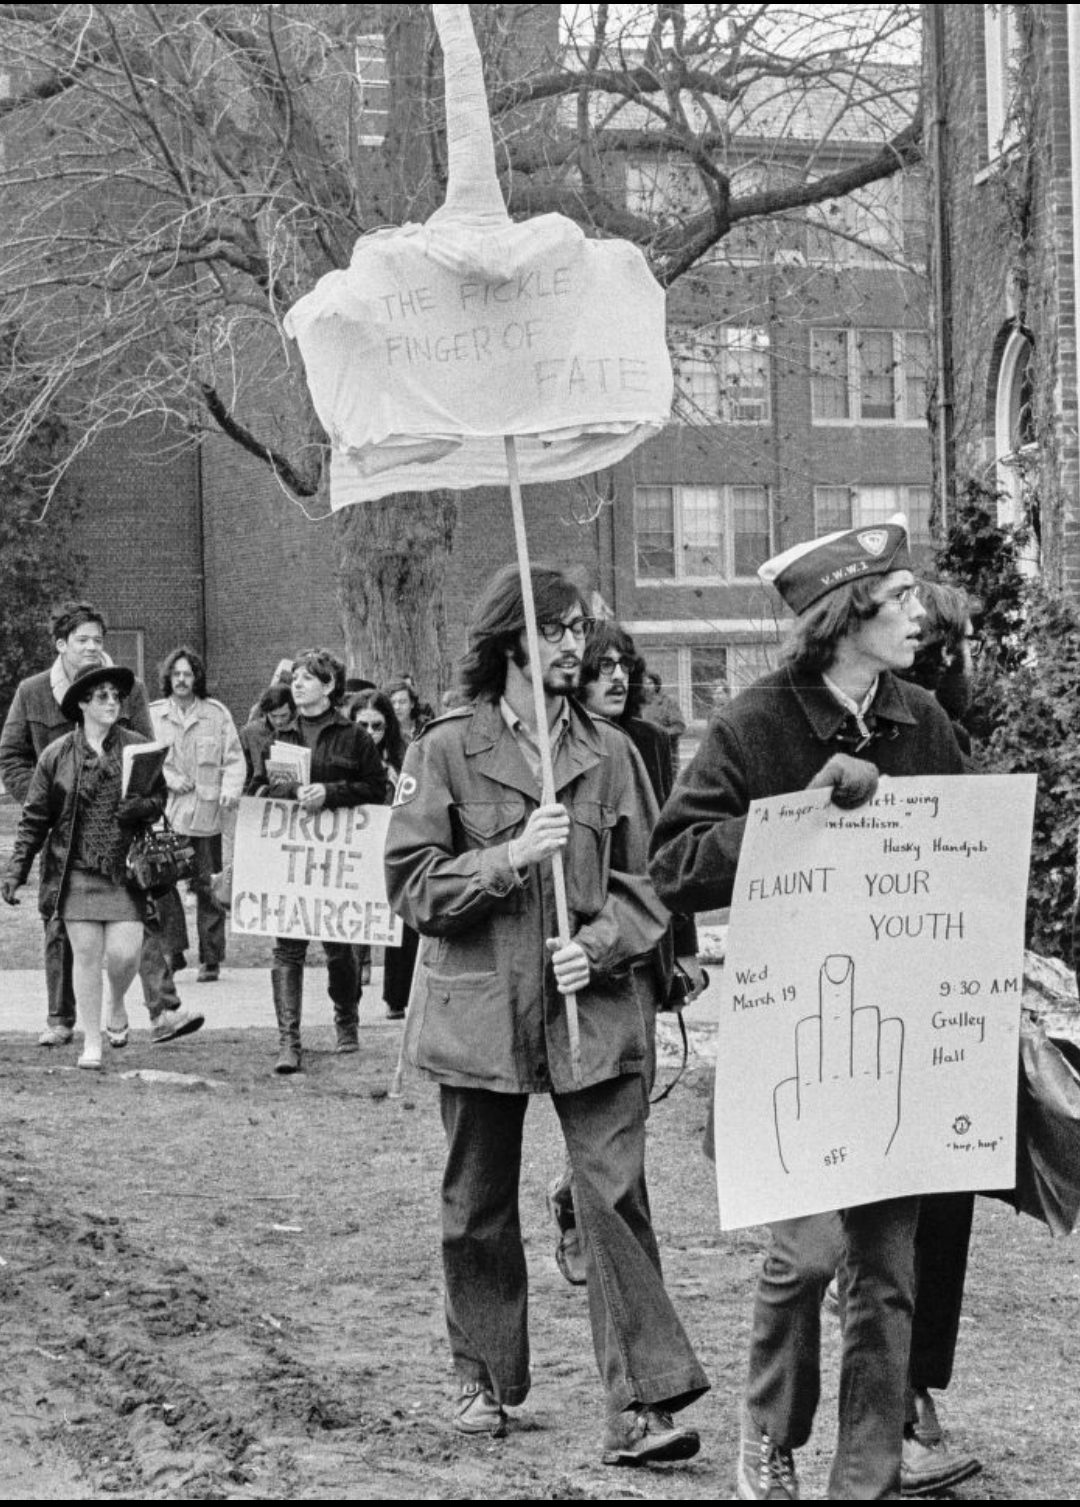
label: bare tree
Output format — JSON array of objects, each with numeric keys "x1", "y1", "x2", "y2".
[{"x1": 0, "y1": 2, "x2": 921, "y2": 686}]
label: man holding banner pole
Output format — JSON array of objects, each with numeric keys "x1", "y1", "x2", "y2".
[
  {"x1": 384, "y1": 564, "x2": 709, "y2": 1464},
  {"x1": 649, "y1": 518, "x2": 964, "y2": 1501}
]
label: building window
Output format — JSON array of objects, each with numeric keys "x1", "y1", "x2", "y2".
[
  {"x1": 813, "y1": 485, "x2": 932, "y2": 545},
  {"x1": 633, "y1": 485, "x2": 771, "y2": 583},
  {"x1": 108, "y1": 629, "x2": 146, "y2": 683},
  {"x1": 354, "y1": 33, "x2": 389, "y2": 146},
  {"x1": 672, "y1": 328, "x2": 771, "y2": 423},
  {"x1": 806, "y1": 178, "x2": 903, "y2": 265},
  {"x1": 810, "y1": 329, "x2": 930, "y2": 424},
  {"x1": 639, "y1": 638, "x2": 782, "y2": 726},
  {"x1": 984, "y1": 5, "x2": 1021, "y2": 163},
  {"x1": 993, "y1": 327, "x2": 1039, "y2": 570}
]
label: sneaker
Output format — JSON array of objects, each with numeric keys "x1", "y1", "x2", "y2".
[
  {"x1": 38, "y1": 1026, "x2": 74, "y2": 1047},
  {"x1": 736, "y1": 1408, "x2": 799, "y2": 1500},
  {"x1": 453, "y1": 1381, "x2": 507, "y2": 1438},
  {"x1": 602, "y1": 1405, "x2": 700, "y2": 1467},
  {"x1": 151, "y1": 1008, "x2": 205, "y2": 1044},
  {"x1": 197, "y1": 964, "x2": 220, "y2": 982}
]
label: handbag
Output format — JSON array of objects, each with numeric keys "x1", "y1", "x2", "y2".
[{"x1": 126, "y1": 819, "x2": 196, "y2": 897}]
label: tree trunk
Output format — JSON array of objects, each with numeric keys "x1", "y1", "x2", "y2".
[{"x1": 332, "y1": 489, "x2": 458, "y2": 697}]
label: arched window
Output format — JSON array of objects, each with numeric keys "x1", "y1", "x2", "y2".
[{"x1": 994, "y1": 327, "x2": 1040, "y2": 572}]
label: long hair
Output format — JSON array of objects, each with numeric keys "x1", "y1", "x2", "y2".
[
  {"x1": 906, "y1": 581, "x2": 972, "y2": 692},
  {"x1": 159, "y1": 645, "x2": 207, "y2": 699},
  {"x1": 348, "y1": 688, "x2": 406, "y2": 771},
  {"x1": 578, "y1": 619, "x2": 647, "y2": 721},
  {"x1": 294, "y1": 647, "x2": 346, "y2": 705},
  {"x1": 781, "y1": 578, "x2": 887, "y2": 673},
  {"x1": 458, "y1": 565, "x2": 583, "y2": 702}
]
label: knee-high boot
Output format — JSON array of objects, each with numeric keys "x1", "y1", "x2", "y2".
[
  {"x1": 327, "y1": 947, "x2": 359, "y2": 1054},
  {"x1": 271, "y1": 963, "x2": 303, "y2": 1074}
]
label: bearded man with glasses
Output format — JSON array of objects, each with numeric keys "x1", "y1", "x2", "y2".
[
  {"x1": 385, "y1": 564, "x2": 709, "y2": 1464},
  {"x1": 650, "y1": 517, "x2": 965, "y2": 1501}
]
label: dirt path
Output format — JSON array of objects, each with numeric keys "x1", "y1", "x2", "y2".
[{"x1": 0, "y1": 1027, "x2": 1076, "y2": 1499}]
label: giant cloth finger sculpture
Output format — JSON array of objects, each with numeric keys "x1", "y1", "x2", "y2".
[{"x1": 285, "y1": 5, "x2": 674, "y2": 1080}]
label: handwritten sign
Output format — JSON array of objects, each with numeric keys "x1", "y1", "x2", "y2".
[
  {"x1": 714, "y1": 774, "x2": 1036, "y2": 1230},
  {"x1": 230, "y1": 797, "x2": 402, "y2": 947},
  {"x1": 287, "y1": 228, "x2": 673, "y2": 504}
]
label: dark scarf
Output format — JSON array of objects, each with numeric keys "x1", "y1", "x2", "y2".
[{"x1": 73, "y1": 727, "x2": 128, "y2": 882}]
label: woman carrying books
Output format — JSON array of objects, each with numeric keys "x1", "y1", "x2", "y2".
[{"x1": 1, "y1": 666, "x2": 166, "y2": 1068}]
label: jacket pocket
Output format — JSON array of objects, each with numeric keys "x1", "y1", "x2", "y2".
[
  {"x1": 195, "y1": 735, "x2": 223, "y2": 801},
  {"x1": 413, "y1": 970, "x2": 515, "y2": 1084},
  {"x1": 454, "y1": 798, "x2": 527, "y2": 848},
  {"x1": 566, "y1": 800, "x2": 617, "y2": 918}
]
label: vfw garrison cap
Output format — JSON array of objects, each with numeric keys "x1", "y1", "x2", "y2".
[{"x1": 758, "y1": 514, "x2": 912, "y2": 615}]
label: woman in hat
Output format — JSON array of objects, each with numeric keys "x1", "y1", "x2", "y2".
[{"x1": 1, "y1": 665, "x2": 166, "y2": 1068}]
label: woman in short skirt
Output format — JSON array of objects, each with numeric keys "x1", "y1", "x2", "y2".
[{"x1": 2, "y1": 665, "x2": 165, "y2": 1068}]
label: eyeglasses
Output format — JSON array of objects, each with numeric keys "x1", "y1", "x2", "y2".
[
  {"x1": 357, "y1": 718, "x2": 385, "y2": 732},
  {"x1": 876, "y1": 583, "x2": 921, "y2": 611},
  {"x1": 538, "y1": 616, "x2": 595, "y2": 644},
  {"x1": 596, "y1": 655, "x2": 629, "y2": 679},
  {"x1": 89, "y1": 687, "x2": 121, "y2": 704}
]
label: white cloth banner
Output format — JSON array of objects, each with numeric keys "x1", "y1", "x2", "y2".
[
  {"x1": 285, "y1": 219, "x2": 672, "y2": 503},
  {"x1": 230, "y1": 797, "x2": 402, "y2": 947},
  {"x1": 714, "y1": 774, "x2": 1036, "y2": 1230}
]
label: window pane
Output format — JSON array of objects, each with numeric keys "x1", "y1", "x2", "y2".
[
  {"x1": 903, "y1": 332, "x2": 930, "y2": 422},
  {"x1": 107, "y1": 629, "x2": 145, "y2": 681},
  {"x1": 634, "y1": 486, "x2": 676, "y2": 578},
  {"x1": 905, "y1": 487, "x2": 932, "y2": 544},
  {"x1": 689, "y1": 644, "x2": 729, "y2": 720},
  {"x1": 810, "y1": 330, "x2": 849, "y2": 419},
  {"x1": 731, "y1": 487, "x2": 770, "y2": 576},
  {"x1": 728, "y1": 641, "x2": 778, "y2": 693},
  {"x1": 857, "y1": 330, "x2": 896, "y2": 420},
  {"x1": 723, "y1": 329, "x2": 771, "y2": 422},
  {"x1": 815, "y1": 487, "x2": 852, "y2": 533},
  {"x1": 679, "y1": 487, "x2": 724, "y2": 577},
  {"x1": 672, "y1": 341, "x2": 722, "y2": 420},
  {"x1": 853, "y1": 487, "x2": 900, "y2": 526}
]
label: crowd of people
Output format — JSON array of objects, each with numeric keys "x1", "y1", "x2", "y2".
[{"x1": 0, "y1": 523, "x2": 999, "y2": 1495}]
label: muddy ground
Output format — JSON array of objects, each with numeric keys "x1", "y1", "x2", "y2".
[{"x1": 1, "y1": 1022, "x2": 1078, "y2": 1501}]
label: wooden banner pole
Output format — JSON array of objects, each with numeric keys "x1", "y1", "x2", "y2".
[{"x1": 504, "y1": 435, "x2": 583, "y2": 1084}]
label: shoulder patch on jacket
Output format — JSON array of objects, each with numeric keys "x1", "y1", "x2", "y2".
[{"x1": 393, "y1": 772, "x2": 419, "y2": 807}]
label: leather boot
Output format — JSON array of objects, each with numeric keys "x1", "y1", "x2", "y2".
[
  {"x1": 327, "y1": 946, "x2": 360, "y2": 1054},
  {"x1": 271, "y1": 963, "x2": 303, "y2": 1074}
]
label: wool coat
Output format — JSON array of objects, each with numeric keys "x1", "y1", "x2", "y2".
[{"x1": 649, "y1": 665, "x2": 965, "y2": 916}]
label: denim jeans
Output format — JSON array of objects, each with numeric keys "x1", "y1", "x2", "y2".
[
  {"x1": 438, "y1": 1076, "x2": 709, "y2": 1415},
  {"x1": 45, "y1": 907, "x2": 180, "y2": 1028},
  {"x1": 745, "y1": 1197, "x2": 919, "y2": 1500}
]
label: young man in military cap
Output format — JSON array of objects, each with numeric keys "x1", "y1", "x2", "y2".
[{"x1": 649, "y1": 518, "x2": 965, "y2": 1501}]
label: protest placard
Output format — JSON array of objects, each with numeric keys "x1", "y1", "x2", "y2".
[
  {"x1": 230, "y1": 797, "x2": 402, "y2": 947},
  {"x1": 714, "y1": 773, "x2": 1036, "y2": 1230}
]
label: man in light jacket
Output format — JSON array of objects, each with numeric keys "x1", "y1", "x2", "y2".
[
  {"x1": 384, "y1": 564, "x2": 709, "y2": 1464},
  {"x1": 150, "y1": 646, "x2": 245, "y2": 982}
]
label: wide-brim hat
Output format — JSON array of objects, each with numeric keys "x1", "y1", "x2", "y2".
[
  {"x1": 758, "y1": 513, "x2": 912, "y2": 615},
  {"x1": 61, "y1": 664, "x2": 135, "y2": 722}
]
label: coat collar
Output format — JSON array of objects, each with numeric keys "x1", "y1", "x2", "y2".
[
  {"x1": 786, "y1": 666, "x2": 918, "y2": 744},
  {"x1": 465, "y1": 696, "x2": 604, "y2": 799}
]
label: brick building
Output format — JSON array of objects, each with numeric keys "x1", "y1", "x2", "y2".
[
  {"x1": 41, "y1": 19, "x2": 932, "y2": 734},
  {"x1": 926, "y1": 5, "x2": 1080, "y2": 590}
]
